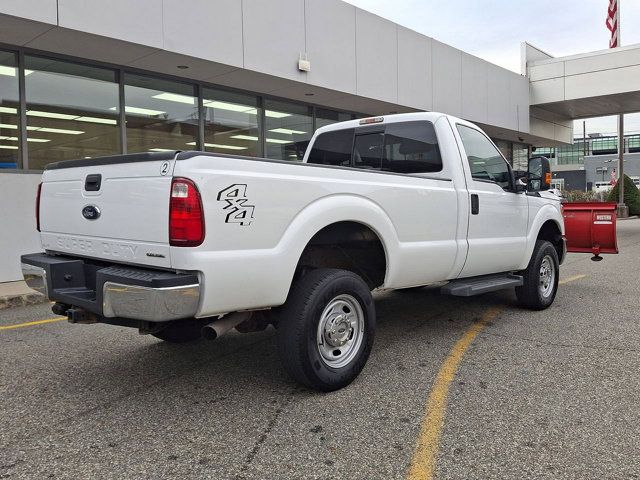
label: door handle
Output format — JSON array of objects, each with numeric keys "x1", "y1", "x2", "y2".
[{"x1": 471, "y1": 194, "x2": 479, "y2": 215}]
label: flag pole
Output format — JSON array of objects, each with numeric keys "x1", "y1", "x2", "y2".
[{"x1": 616, "y1": 0, "x2": 628, "y2": 216}]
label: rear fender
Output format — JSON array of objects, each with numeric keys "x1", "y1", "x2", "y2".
[{"x1": 278, "y1": 194, "x2": 400, "y2": 294}]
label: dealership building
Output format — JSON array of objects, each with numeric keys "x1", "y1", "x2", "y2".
[{"x1": 1, "y1": 0, "x2": 639, "y2": 283}]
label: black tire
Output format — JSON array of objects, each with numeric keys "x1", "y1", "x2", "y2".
[
  {"x1": 516, "y1": 240, "x2": 559, "y2": 310},
  {"x1": 276, "y1": 268, "x2": 375, "y2": 392},
  {"x1": 152, "y1": 319, "x2": 204, "y2": 343}
]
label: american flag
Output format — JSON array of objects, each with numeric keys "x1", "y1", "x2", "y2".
[{"x1": 606, "y1": 0, "x2": 619, "y2": 48}]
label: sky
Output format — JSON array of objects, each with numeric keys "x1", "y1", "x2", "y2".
[{"x1": 343, "y1": 0, "x2": 640, "y2": 138}]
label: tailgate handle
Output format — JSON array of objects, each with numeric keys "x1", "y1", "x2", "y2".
[{"x1": 85, "y1": 174, "x2": 102, "y2": 191}]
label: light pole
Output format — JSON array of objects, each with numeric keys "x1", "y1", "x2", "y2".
[{"x1": 617, "y1": 115, "x2": 628, "y2": 216}]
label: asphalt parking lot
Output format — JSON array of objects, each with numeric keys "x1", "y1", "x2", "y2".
[{"x1": 1, "y1": 219, "x2": 639, "y2": 480}]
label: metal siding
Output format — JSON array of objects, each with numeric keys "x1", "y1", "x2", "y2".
[
  {"x1": 397, "y1": 26, "x2": 432, "y2": 111},
  {"x1": 355, "y1": 9, "x2": 398, "y2": 104},
  {"x1": 305, "y1": 0, "x2": 357, "y2": 94}
]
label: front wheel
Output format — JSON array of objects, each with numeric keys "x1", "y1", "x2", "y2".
[
  {"x1": 516, "y1": 240, "x2": 559, "y2": 310},
  {"x1": 276, "y1": 269, "x2": 375, "y2": 392}
]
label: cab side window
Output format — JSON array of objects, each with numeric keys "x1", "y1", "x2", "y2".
[{"x1": 456, "y1": 125, "x2": 511, "y2": 189}]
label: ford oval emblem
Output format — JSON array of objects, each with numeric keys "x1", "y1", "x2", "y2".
[{"x1": 82, "y1": 205, "x2": 101, "y2": 220}]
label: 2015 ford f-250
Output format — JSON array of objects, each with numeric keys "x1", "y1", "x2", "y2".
[{"x1": 22, "y1": 112, "x2": 568, "y2": 391}]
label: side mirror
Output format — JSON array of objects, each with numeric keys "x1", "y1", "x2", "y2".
[{"x1": 527, "y1": 156, "x2": 551, "y2": 192}]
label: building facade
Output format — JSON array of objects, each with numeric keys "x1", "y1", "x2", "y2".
[
  {"x1": 1, "y1": 0, "x2": 577, "y2": 282},
  {"x1": 535, "y1": 133, "x2": 640, "y2": 191}
]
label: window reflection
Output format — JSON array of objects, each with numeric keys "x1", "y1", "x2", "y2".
[
  {"x1": 512, "y1": 142, "x2": 529, "y2": 172},
  {"x1": 4, "y1": 49, "x2": 369, "y2": 169},
  {"x1": 24, "y1": 56, "x2": 120, "y2": 169},
  {"x1": 124, "y1": 74, "x2": 197, "y2": 153},
  {"x1": 203, "y1": 88, "x2": 260, "y2": 156},
  {"x1": 0, "y1": 51, "x2": 20, "y2": 168},
  {"x1": 264, "y1": 100, "x2": 312, "y2": 161},
  {"x1": 315, "y1": 108, "x2": 355, "y2": 129}
]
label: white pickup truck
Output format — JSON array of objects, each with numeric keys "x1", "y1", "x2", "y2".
[{"x1": 22, "y1": 112, "x2": 566, "y2": 391}]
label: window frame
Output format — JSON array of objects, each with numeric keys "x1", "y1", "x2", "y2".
[
  {"x1": 456, "y1": 123, "x2": 515, "y2": 192},
  {"x1": 0, "y1": 43, "x2": 366, "y2": 171}
]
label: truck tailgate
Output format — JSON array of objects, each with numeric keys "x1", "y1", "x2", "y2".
[{"x1": 39, "y1": 154, "x2": 176, "y2": 269}]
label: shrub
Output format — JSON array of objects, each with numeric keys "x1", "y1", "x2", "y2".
[
  {"x1": 607, "y1": 174, "x2": 640, "y2": 215},
  {"x1": 563, "y1": 190, "x2": 605, "y2": 203}
]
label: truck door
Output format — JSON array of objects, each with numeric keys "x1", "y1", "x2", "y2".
[{"x1": 454, "y1": 123, "x2": 529, "y2": 277}]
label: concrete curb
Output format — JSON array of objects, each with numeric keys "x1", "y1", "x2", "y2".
[
  {"x1": 0, "y1": 291, "x2": 48, "y2": 310},
  {"x1": 0, "y1": 280, "x2": 49, "y2": 310}
]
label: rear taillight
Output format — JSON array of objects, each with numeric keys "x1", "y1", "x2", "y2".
[
  {"x1": 36, "y1": 182, "x2": 42, "y2": 232},
  {"x1": 169, "y1": 177, "x2": 205, "y2": 247}
]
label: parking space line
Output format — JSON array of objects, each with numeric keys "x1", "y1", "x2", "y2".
[
  {"x1": 406, "y1": 306, "x2": 503, "y2": 480},
  {"x1": 407, "y1": 273, "x2": 587, "y2": 479},
  {"x1": 0, "y1": 317, "x2": 66, "y2": 331},
  {"x1": 560, "y1": 274, "x2": 587, "y2": 285}
]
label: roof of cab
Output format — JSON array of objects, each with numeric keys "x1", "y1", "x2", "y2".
[{"x1": 313, "y1": 111, "x2": 449, "y2": 136}]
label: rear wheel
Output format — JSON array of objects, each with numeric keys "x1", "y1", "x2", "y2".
[
  {"x1": 516, "y1": 240, "x2": 559, "y2": 310},
  {"x1": 276, "y1": 268, "x2": 375, "y2": 391},
  {"x1": 152, "y1": 319, "x2": 203, "y2": 343}
]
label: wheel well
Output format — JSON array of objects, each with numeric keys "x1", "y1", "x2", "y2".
[
  {"x1": 537, "y1": 220, "x2": 563, "y2": 259},
  {"x1": 295, "y1": 222, "x2": 387, "y2": 290}
]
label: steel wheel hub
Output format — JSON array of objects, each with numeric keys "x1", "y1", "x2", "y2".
[
  {"x1": 324, "y1": 314, "x2": 352, "y2": 347},
  {"x1": 539, "y1": 255, "x2": 555, "y2": 298},
  {"x1": 317, "y1": 294, "x2": 364, "y2": 369}
]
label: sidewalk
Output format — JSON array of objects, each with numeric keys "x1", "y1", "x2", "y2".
[{"x1": 0, "y1": 281, "x2": 47, "y2": 310}]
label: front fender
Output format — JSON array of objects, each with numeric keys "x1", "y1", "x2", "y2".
[{"x1": 518, "y1": 203, "x2": 564, "y2": 270}]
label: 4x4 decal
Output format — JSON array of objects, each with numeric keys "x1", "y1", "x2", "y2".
[{"x1": 216, "y1": 184, "x2": 255, "y2": 226}]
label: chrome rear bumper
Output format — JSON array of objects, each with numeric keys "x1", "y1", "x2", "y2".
[
  {"x1": 102, "y1": 281, "x2": 199, "y2": 321},
  {"x1": 21, "y1": 253, "x2": 200, "y2": 322},
  {"x1": 22, "y1": 264, "x2": 48, "y2": 297}
]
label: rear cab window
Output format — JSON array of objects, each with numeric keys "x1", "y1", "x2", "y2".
[
  {"x1": 307, "y1": 121, "x2": 442, "y2": 175},
  {"x1": 382, "y1": 122, "x2": 442, "y2": 174},
  {"x1": 305, "y1": 128, "x2": 354, "y2": 166}
]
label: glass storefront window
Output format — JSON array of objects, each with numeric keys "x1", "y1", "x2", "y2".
[
  {"x1": 493, "y1": 139, "x2": 512, "y2": 163},
  {"x1": 264, "y1": 99, "x2": 312, "y2": 161},
  {"x1": 24, "y1": 56, "x2": 120, "y2": 169},
  {"x1": 315, "y1": 108, "x2": 354, "y2": 129},
  {"x1": 124, "y1": 74, "x2": 197, "y2": 153},
  {"x1": 0, "y1": 51, "x2": 20, "y2": 168},
  {"x1": 202, "y1": 88, "x2": 260, "y2": 156},
  {"x1": 512, "y1": 143, "x2": 529, "y2": 172}
]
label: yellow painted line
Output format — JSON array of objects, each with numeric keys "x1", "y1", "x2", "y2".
[
  {"x1": 407, "y1": 306, "x2": 503, "y2": 480},
  {"x1": 0, "y1": 317, "x2": 66, "y2": 331},
  {"x1": 408, "y1": 273, "x2": 587, "y2": 479},
  {"x1": 560, "y1": 274, "x2": 587, "y2": 285}
]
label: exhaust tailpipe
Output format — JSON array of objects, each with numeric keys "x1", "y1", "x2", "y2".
[{"x1": 201, "y1": 312, "x2": 251, "y2": 340}]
